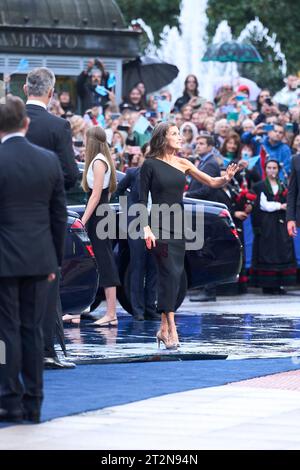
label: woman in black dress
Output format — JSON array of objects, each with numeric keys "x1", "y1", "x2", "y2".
[
  {"x1": 251, "y1": 159, "x2": 297, "y2": 293},
  {"x1": 81, "y1": 126, "x2": 120, "y2": 326},
  {"x1": 140, "y1": 123, "x2": 238, "y2": 349}
]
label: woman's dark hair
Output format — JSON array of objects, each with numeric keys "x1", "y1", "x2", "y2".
[
  {"x1": 220, "y1": 132, "x2": 241, "y2": 159},
  {"x1": 184, "y1": 74, "x2": 199, "y2": 97},
  {"x1": 265, "y1": 158, "x2": 280, "y2": 171},
  {"x1": 256, "y1": 89, "x2": 271, "y2": 112},
  {"x1": 148, "y1": 122, "x2": 177, "y2": 159}
]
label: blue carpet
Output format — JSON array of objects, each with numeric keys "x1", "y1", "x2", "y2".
[{"x1": 39, "y1": 357, "x2": 300, "y2": 421}]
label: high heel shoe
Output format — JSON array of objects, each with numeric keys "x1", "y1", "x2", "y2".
[
  {"x1": 168, "y1": 331, "x2": 180, "y2": 349},
  {"x1": 156, "y1": 330, "x2": 178, "y2": 350}
]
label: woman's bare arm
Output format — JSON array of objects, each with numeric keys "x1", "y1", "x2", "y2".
[
  {"x1": 81, "y1": 160, "x2": 106, "y2": 226},
  {"x1": 183, "y1": 159, "x2": 239, "y2": 188}
]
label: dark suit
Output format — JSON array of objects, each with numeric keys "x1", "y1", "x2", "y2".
[
  {"x1": 26, "y1": 103, "x2": 78, "y2": 358},
  {"x1": 26, "y1": 104, "x2": 79, "y2": 190},
  {"x1": 287, "y1": 154, "x2": 300, "y2": 226},
  {"x1": 186, "y1": 152, "x2": 220, "y2": 300},
  {"x1": 185, "y1": 153, "x2": 220, "y2": 199},
  {"x1": 115, "y1": 168, "x2": 157, "y2": 319},
  {"x1": 0, "y1": 136, "x2": 67, "y2": 417}
]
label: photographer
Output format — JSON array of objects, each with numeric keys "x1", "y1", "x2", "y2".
[{"x1": 77, "y1": 58, "x2": 115, "y2": 114}]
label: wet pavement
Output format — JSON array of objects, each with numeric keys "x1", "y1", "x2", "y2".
[{"x1": 61, "y1": 290, "x2": 300, "y2": 363}]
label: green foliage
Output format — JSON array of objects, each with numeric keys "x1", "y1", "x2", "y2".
[
  {"x1": 116, "y1": 0, "x2": 180, "y2": 43},
  {"x1": 207, "y1": 0, "x2": 300, "y2": 91}
]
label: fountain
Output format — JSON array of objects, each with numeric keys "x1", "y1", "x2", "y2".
[
  {"x1": 159, "y1": 0, "x2": 209, "y2": 100},
  {"x1": 132, "y1": 5, "x2": 287, "y2": 103}
]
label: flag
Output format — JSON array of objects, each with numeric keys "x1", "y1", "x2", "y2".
[
  {"x1": 107, "y1": 73, "x2": 116, "y2": 89},
  {"x1": 260, "y1": 145, "x2": 267, "y2": 179},
  {"x1": 95, "y1": 85, "x2": 108, "y2": 96},
  {"x1": 16, "y1": 58, "x2": 29, "y2": 72}
]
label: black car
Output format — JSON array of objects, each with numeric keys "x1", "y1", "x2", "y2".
[{"x1": 65, "y1": 166, "x2": 242, "y2": 314}]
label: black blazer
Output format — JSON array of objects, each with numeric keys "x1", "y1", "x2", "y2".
[
  {"x1": 0, "y1": 136, "x2": 67, "y2": 277},
  {"x1": 287, "y1": 154, "x2": 300, "y2": 225},
  {"x1": 114, "y1": 167, "x2": 141, "y2": 206},
  {"x1": 185, "y1": 153, "x2": 220, "y2": 200},
  {"x1": 26, "y1": 104, "x2": 79, "y2": 190}
]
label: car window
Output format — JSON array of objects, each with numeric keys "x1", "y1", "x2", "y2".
[
  {"x1": 66, "y1": 174, "x2": 88, "y2": 205},
  {"x1": 66, "y1": 171, "x2": 124, "y2": 205}
]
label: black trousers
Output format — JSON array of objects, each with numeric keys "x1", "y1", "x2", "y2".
[
  {"x1": 43, "y1": 272, "x2": 63, "y2": 358},
  {"x1": 128, "y1": 237, "x2": 157, "y2": 317},
  {"x1": 0, "y1": 276, "x2": 48, "y2": 415}
]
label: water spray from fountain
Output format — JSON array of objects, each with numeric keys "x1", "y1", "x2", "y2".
[
  {"x1": 132, "y1": 5, "x2": 288, "y2": 103},
  {"x1": 238, "y1": 17, "x2": 287, "y2": 76}
]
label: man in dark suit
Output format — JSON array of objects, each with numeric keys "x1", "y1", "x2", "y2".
[
  {"x1": 114, "y1": 159, "x2": 158, "y2": 321},
  {"x1": 287, "y1": 154, "x2": 300, "y2": 237},
  {"x1": 185, "y1": 134, "x2": 221, "y2": 199},
  {"x1": 0, "y1": 96, "x2": 67, "y2": 423},
  {"x1": 185, "y1": 134, "x2": 221, "y2": 302},
  {"x1": 24, "y1": 67, "x2": 78, "y2": 369}
]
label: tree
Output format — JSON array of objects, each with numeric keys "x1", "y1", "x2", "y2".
[{"x1": 116, "y1": 0, "x2": 180, "y2": 44}]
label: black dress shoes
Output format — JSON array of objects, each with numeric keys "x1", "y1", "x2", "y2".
[
  {"x1": 44, "y1": 357, "x2": 76, "y2": 369},
  {"x1": 23, "y1": 411, "x2": 41, "y2": 424},
  {"x1": 0, "y1": 408, "x2": 23, "y2": 423},
  {"x1": 144, "y1": 311, "x2": 161, "y2": 320},
  {"x1": 132, "y1": 313, "x2": 145, "y2": 321}
]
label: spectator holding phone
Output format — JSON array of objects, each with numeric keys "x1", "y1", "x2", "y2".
[
  {"x1": 174, "y1": 74, "x2": 205, "y2": 112},
  {"x1": 77, "y1": 58, "x2": 114, "y2": 114}
]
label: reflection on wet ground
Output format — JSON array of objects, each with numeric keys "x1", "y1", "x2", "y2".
[{"x1": 61, "y1": 303, "x2": 300, "y2": 364}]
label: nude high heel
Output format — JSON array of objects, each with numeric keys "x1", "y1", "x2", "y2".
[{"x1": 156, "y1": 330, "x2": 178, "y2": 350}]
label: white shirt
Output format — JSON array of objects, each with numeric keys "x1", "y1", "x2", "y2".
[
  {"x1": 1, "y1": 132, "x2": 25, "y2": 144},
  {"x1": 87, "y1": 153, "x2": 111, "y2": 190},
  {"x1": 260, "y1": 192, "x2": 281, "y2": 212},
  {"x1": 26, "y1": 99, "x2": 47, "y2": 110}
]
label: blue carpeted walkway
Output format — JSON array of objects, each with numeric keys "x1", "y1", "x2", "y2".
[{"x1": 41, "y1": 357, "x2": 300, "y2": 421}]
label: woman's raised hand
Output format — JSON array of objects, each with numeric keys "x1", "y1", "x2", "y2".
[{"x1": 225, "y1": 163, "x2": 239, "y2": 181}]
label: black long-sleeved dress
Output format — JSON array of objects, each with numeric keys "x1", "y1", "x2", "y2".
[{"x1": 139, "y1": 158, "x2": 186, "y2": 313}]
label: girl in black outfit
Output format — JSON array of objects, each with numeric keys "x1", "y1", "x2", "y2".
[
  {"x1": 251, "y1": 159, "x2": 297, "y2": 293},
  {"x1": 82, "y1": 127, "x2": 120, "y2": 327},
  {"x1": 140, "y1": 122, "x2": 238, "y2": 349}
]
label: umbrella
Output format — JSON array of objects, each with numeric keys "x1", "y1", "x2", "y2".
[
  {"x1": 212, "y1": 76, "x2": 261, "y2": 101},
  {"x1": 122, "y1": 56, "x2": 179, "y2": 96},
  {"x1": 202, "y1": 41, "x2": 263, "y2": 63}
]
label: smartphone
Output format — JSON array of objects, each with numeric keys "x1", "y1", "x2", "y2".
[
  {"x1": 285, "y1": 123, "x2": 294, "y2": 132},
  {"x1": 227, "y1": 111, "x2": 239, "y2": 122},
  {"x1": 264, "y1": 98, "x2": 273, "y2": 106},
  {"x1": 74, "y1": 140, "x2": 84, "y2": 147},
  {"x1": 111, "y1": 113, "x2": 121, "y2": 120},
  {"x1": 117, "y1": 125, "x2": 130, "y2": 132},
  {"x1": 145, "y1": 111, "x2": 157, "y2": 119},
  {"x1": 263, "y1": 124, "x2": 274, "y2": 132}
]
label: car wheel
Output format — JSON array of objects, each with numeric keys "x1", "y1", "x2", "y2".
[{"x1": 117, "y1": 265, "x2": 188, "y2": 315}]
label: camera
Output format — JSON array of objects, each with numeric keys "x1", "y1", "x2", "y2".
[{"x1": 264, "y1": 98, "x2": 273, "y2": 106}]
